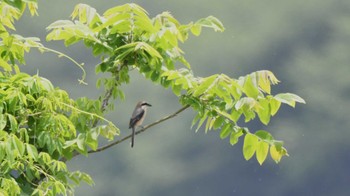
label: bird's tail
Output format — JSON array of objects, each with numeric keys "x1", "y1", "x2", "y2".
[{"x1": 131, "y1": 127, "x2": 135, "y2": 148}]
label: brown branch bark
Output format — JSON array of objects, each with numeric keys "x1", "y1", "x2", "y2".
[{"x1": 85, "y1": 104, "x2": 190, "y2": 154}]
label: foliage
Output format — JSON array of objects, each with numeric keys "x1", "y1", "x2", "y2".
[
  {"x1": 0, "y1": 1, "x2": 117, "y2": 195},
  {"x1": 0, "y1": 0, "x2": 304, "y2": 195}
]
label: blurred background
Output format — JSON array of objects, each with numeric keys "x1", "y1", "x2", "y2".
[{"x1": 16, "y1": 0, "x2": 350, "y2": 195}]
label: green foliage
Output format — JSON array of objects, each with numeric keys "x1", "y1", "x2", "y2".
[
  {"x1": 0, "y1": 0, "x2": 304, "y2": 195},
  {"x1": 46, "y1": 3, "x2": 304, "y2": 165},
  {"x1": 0, "y1": 1, "x2": 119, "y2": 194},
  {"x1": 0, "y1": 71, "x2": 115, "y2": 194}
]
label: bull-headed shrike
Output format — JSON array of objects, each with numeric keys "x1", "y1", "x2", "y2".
[{"x1": 129, "y1": 101, "x2": 152, "y2": 147}]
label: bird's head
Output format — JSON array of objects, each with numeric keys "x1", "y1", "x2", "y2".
[{"x1": 138, "y1": 101, "x2": 152, "y2": 108}]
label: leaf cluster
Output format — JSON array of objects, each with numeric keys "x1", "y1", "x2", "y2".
[{"x1": 0, "y1": 71, "x2": 119, "y2": 194}]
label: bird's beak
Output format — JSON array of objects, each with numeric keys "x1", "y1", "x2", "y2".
[{"x1": 146, "y1": 103, "x2": 152, "y2": 107}]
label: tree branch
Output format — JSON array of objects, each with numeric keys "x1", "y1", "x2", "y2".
[
  {"x1": 101, "y1": 88, "x2": 113, "y2": 113},
  {"x1": 86, "y1": 104, "x2": 190, "y2": 154}
]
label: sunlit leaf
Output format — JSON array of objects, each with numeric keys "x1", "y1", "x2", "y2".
[
  {"x1": 229, "y1": 128, "x2": 244, "y2": 145},
  {"x1": 243, "y1": 133, "x2": 258, "y2": 160},
  {"x1": 219, "y1": 123, "x2": 231, "y2": 139},
  {"x1": 243, "y1": 75, "x2": 259, "y2": 98},
  {"x1": 7, "y1": 114, "x2": 18, "y2": 132},
  {"x1": 192, "y1": 74, "x2": 218, "y2": 97},
  {"x1": 274, "y1": 93, "x2": 306, "y2": 107},
  {"x1": 255, "y1": 130, "x2": 274, "y2": 141},
  {"x1": 269, "y1": 97, "x2": 281, "y2": 116},
  {"x1": 11, "y1": 135, "x2": 25, "y2": 156},
  {"x1": 195, "y1": 112, "x2": 208, "y2": 133},
  {"x1": 0, "y1": 58, "x2": 12, "y2": 71},
  {"x1": 256, "y1": 99, "x2": 271, "y2": 125},
  {"x1": 205, "y1": 117, "x2": 214, "y2": 133},
  {"x1": 26, "y1": 144, "x2": 38, "y2": 161},
  {"x1": 46, "y1": 20, "x2": 75, "y2": 30},
  {"x1": 0, "y1": 114, "x2": 6, "y2": 130},
  {"x1": 190, "y1": 24, "x2": 202, "y2": 36},
  {"x1": 195, "y1": 16, "x2": 225, "y2": 32},
  {"x1": 270, "y1": 145, "x2": 282, "y2": 163},
  {"x1": 256, "y1": 141, "x2": 269, "y2": 165}
]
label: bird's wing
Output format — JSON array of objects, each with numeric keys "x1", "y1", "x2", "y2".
[{"x1": 129, "y1": 108, "x2": 145, "y2": 128}]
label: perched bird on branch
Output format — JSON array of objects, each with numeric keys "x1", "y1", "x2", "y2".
[{"x1": 129, "y1": 101, "x2": 152, "y2": 148}]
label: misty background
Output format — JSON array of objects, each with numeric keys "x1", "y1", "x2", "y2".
[{"x1": 16, "y1": 0, "x2": 350, "y2": 195}]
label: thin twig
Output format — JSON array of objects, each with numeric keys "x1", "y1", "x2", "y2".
[
  {"x1": 101, "y1": 88, "x2": 113, "y2": 113},
  {"x1": 85, "y1": 104, "x2": 190, "y2": 154}
]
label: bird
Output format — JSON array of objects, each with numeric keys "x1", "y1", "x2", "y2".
[{"x1": 129, "y1": 101, "x2": 152, "y2": 148}]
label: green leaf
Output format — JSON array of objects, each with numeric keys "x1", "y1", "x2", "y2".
[
  {"x1": 11, "y1": 135, "x2": 25, "y2": 156},
  {"x1": 86, "y1": 131, "x2": 98, "y2": 151},
  {"x1": 26, "y1": 144, "x2": 39, "y2": 161},
  {"x1": 270, "y1": 145, "x2": 282, "y2": 163},
  {"x1": 219, "y1": 123, "x2": 231, "y2": 139},
  {"x1": 76, "y1": 134, "x2": 86, "y2": 152},
  {"x1": 205, "y1": 117, "x2": 214, "y2": 133},
  {"x1": 213, "y1": 116, "x2": 225, "y2": 130},
  {"x1": 230, "y1": 109, "x2": 242, "y2": 123},
  {"x1": 39, "y1": 152, "x2": 52, "y2": 165},
  {"x1": 195, "y1": 16, "x2": 225, "y2": 33},
  {"x1": 243, "y1": 133, "x2": 258, "y2": 160},
  {"x1": 229, "y1": 128, "x2": 244, "y2": 145},
  {"x1": 46, "y1": 20, "x2": 75, "y2": 30},
  {"x1": 270, "y1": 141, "x2": 288, "y2": 162},
  {"x1": 0, "y1": 142, "x2": 5, "y2": 162},
  {"x1": 172, "y1": 84, "x2": 182, "y2": 96},
  {"x1": 269, "y1": 97, "x2": 281, "y2": 116},
  {"x1": 194, "y1": 112, "x2": 208, "y2": 133},
  {"x1": 0, "y1": 58, "x2": 12, "y2": 71},
  {"x1": 135, "y1": 42, "x2": 163, "y2": 59},
  {"x1": 256, "y1": 99, "x2": 271, "y2": 125},
  {"x1": 190, "y1": 24, "x2": 202, "y2": 36},
  {"x1": 235, "y1": 97, "x2": 258, "y2": 110},
  {"x1": 192, "y1": 74, "x2": 218, "y2": 97},
  {"x1": 0, "y1": 114, "x2": 6, "y2": 130},
  {"x1": 80, "y1": 172, "x2": 94, "y2": 186},
  {"x1": 274, "y1": 93, "x2": 306, "y2": 107},
  {"x1": 71, "y1": 3, "x2": 99, "y2": 25},
  {"x1": 242, "y1": 109, "x2": 256, "y2": 123},
  {"x1": 256, "y1": 70, "x2": 280, "y2": 94},
  {"x1": 64, "y1": 139, "x2": 77, "y2": 149},
  {"x1": 243, "y1": 75, "x2": 259, "y2": 98},
  {"x1": 151, "y1": 71, "x2": 160, "y2": 82},
  {"x1": 255, "y1": 130, "x2": 274, "y2": 141},
  {"x1": 256, "y1": 141, "x2": 269, "y2": 165}
]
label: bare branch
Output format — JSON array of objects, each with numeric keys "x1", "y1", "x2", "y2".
[{"x1": 86, "y1": 104, "x2": 190, "y2": 154}]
